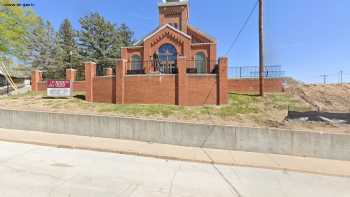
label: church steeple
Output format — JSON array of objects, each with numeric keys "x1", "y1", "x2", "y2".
[{"x1": 158, "y1": 0, "x2": 189, "y2": 33}]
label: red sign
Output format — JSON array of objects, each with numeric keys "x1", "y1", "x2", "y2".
[
  {"x1": 47, "y1": 80, "x2": 71, "y2": 88},
  {"x1": 47, "y1": 80, "x2": 72, "y2": 97}
]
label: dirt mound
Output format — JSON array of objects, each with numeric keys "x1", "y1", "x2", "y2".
[{"x1": 286, "y1": 83, "x2": 350, "y2": 112}]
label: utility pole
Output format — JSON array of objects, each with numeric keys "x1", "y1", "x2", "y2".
[
  {"x1": 320, "y1": 74, "x2": 328, "y2": 84},
  {"x1": 259, "y1": 0, "x2": 265, "y2": 96},
  {"x1": 340, "y1": 70, "x2": 343, "y2": 84}
]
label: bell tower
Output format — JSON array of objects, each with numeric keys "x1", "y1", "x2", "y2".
[{"x1": 158, "y1": 0, "x2": 189, "y2": 33}]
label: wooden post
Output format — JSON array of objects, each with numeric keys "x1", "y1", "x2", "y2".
[
  {"x1": 259, "y1": 0, "x2": 265, "y2": 96},
  {"x1": 218, "y1": 57, "x2": 228, "y2": 105}
]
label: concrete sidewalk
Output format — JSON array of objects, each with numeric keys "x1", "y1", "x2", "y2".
[{"x1": 0, "y1": 128, "x2": 349, "y2": 177}]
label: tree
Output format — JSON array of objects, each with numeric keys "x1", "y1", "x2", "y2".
[
  {"x1": 0, "y1": 0, "x2": 39, "y2": 60},
  {"x1": 56, "y1": 19, "x2": 79, "y2": 70},
  {"x1": 78, "y1": 12, "x2": 134, "y2": 72},
  {"x1": 117, "y1": 23, "x2": 134, "y2": 47},
  {"x1": 26, "y1": 18, "x2": 62, "y2": 78}
]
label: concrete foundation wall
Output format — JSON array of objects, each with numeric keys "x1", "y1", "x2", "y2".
[{"x1": 0, "y1": 108, "x2": 349, "y2": 161}]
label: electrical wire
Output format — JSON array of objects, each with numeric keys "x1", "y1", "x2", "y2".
[{"x1": 225, "y1": 0, "x2": 259, "y2": 56}]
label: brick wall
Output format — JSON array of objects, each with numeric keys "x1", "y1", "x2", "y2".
[
  {"x1": 37, "y1": 81, "x2": 47, "y2": 91},
  {"x1": 124, "y1": 75, "x2": 176, "y2": 105},
  {"x1": 187, "y1": 75, "x2": 217, "y2": 106},
  {"x1": 228, "y1": 79, "x2": 284, "y2": 93},
  {"x1": 93, "y1": 77, "x2": 116, "y2": 103},
  {"x1": 32, "y1": 59, "x2": 229, "y2": 106},
  {"x1": 72, "y1": 81, "x2": 86, "y2": 92},
  {"x1": 124, "y1": 74, "x2": 220, "y2": 106}
]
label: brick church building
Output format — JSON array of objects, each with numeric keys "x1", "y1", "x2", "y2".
[
  {"x1": 121, "y1": 0, "x2": 217, "y2": 75},
  {"x1": 32, "y1": 0, "x2": 230, "y2": 106}
]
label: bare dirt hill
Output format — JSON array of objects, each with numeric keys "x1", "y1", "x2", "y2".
[{"x1": 286, "y1": 82, "x2": 350, "y2": 113}]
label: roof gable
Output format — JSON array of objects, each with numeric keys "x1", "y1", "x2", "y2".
[
  {"x1": 135, "y1": 24, "x2": 191, "y2": 46},
  {"x1": 187, "y1": 25, "x2": 216, "y2": 43}
]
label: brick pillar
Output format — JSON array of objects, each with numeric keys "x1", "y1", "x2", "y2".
[
  {"x1": 66, "y1": 69, "x2": 77, "y2": 81},
  {"x1": 209, "y1": 43, "x2": 217, "y2": 72},
  {"x1": 31, "y1": 70, "x2": 42, "y2": 92},
  {"x1": 217, "y1": 57, "x2": 228, "y2": 105},
  {"x1": 143, "y1": 41, "x2": 151, "y2": 74},
  {"x1": 176, "y1": 56, "x2": 188, "y2": 106},
  {"x1": 104, "y1": 68, "x2": 113, "y2": 76},
  {"x1": 85, "y1": 62, "x2": 96, "y2": 102},
  {"x1": 116, "y1": 59, "x2": 126, "y2": 104}
]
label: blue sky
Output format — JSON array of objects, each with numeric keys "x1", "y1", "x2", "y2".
[{"x1": 29, "y1": 0, "x2": 350, "y2": 83}]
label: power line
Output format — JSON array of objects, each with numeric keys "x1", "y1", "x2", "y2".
[
  {"x1": 225, "y1": 0, "x2": 259, "y2": 56},
  {"x1": 320, "y1": 74, "x2": 328, "y2": 84}
]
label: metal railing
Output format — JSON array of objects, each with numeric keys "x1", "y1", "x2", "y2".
[
  {"x1": 228, "y1": 65, "x2": 284, "y2": 79},
  {"x1": 76, "y1": 69, "x2": 85, "y2": 81},
  {"x1": 126, "y1": 60, "x2": 147, "y2": 75},
  {"x1": 41, "y1": 70, "x2": 66, "y2": 80},
  {"x1": 125, "y1": 59, "x2": 219, "y2": 75},
  {"x1": 185, "y1": 60, "x2": 218, "y2": 74},
  {"x1": 126, "y1": 60, "x2": 177, "y2": 75}
]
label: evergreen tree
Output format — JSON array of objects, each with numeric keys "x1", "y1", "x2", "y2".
[
  {"x1": 26, "y1": 19, "x2": 61, "y2": 78},
  {"x1": 78, "y1": 12, "x2": 134, "y2": 72},
  {"x1": 117, "y1": 23, "x2": 134, "y2": 47},
  {"x1": 56, "y1": 19, "x2": 79, "y2": 70}
]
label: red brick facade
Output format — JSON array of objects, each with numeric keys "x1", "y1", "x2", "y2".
[
  {"x1": 66, "y1": 69, "x2": 76, "y2": 81},
  {"x1": 31, "y1": 70, "x2": 43, "y2": 91},
  {"x1": 93, "y1": 77, "x2": 116, "y2": 103},
  {"x1": 125, "y1": 75, "x2": 176, "y2": 105},
  {"x1": 121, "y1": 0, "x2": 217, "y2": 74},
  {"x1": 187, "y1": 75, "x2": 217, "y2": 105},
  {"x1": 31, "y1": 0, "x2": 230, "y2": 106},
  {"x1": 228, "y1": 79, "x2": 284, "y2": 93},
  {"x1": 31, "y1": 58, "x2": 228, "y2": 106}
]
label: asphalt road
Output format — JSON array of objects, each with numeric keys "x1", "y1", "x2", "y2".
[{"x1": 0, "y1": 141, "x2": 349, "y2": 197}]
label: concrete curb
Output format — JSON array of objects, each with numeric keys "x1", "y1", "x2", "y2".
[{"x1": 0, "y1": 128, "x2": 349, "y2": 178}]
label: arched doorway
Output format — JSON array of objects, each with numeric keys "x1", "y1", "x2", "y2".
[{"x1": 153, "y1": 43, "x2": 177, "y2": 74}]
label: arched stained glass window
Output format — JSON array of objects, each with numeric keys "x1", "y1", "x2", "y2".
[
  {"x1": 158, "y1": 44, "x2": 177, "y2": 62},
  {"x1": 153, "y1": 44, "x2": 178, "y2": 74}
]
